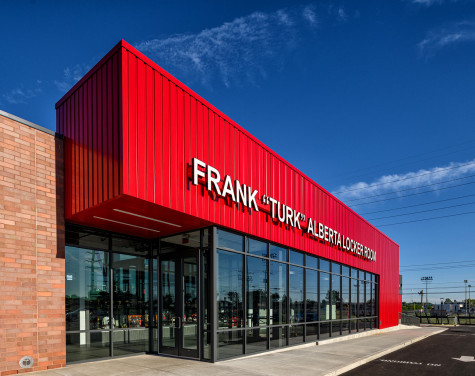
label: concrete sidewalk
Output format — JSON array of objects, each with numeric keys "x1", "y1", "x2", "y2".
[{"x1": 29, "y1": 326, "x2": 445, "y2": 376}]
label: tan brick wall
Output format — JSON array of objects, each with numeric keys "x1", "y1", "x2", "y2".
[{"x1": 0, "y1": 114, "x2": 65, "y2": 375}]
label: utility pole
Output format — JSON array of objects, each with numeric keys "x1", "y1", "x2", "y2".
[
  {"x1": 421, "y1": 276, "x2": 432, "y2": 305},
  {"x1": 465, "y1": 280, "x2": 468, "y2": 315}
]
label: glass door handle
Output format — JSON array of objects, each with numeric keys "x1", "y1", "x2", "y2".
[{"x1": 176, "y1": 316, "x2": 181, "y2": 329}]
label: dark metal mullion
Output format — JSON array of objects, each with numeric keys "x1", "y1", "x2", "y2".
[
  {"x1": 211, "y1": 226, "x2": 218, "y2": 363},
  {"x1": 148, "y1": 241, "x2": 153, "y2": 353},
  {"x1": 159, "y1": 254, "x2": 162, "y2": 353},
  {"x1": 317, "y1": 270, "x2": 320, "y2": 340},
  {"x1": 286, "y1": 250, "x2": 289, "y2": 345},
  {"x1": 339, "y1": 274, "x2": 343, "y2": 336},
  {"x1": 303, "y1": 261, "x2": 306, "y2": 342},
  {"x1": 266, "y1": 244, "x2": 270, "y2": 350},
  {"x1": 109, "y1": 236, "x2": 114, "y2": 357},
  {"x1": 198, "y1": 229, "x2": 203, "y2": 360},
  {"x1": 329, "y1": 268, "x2": 332, "y2": 338},
  {"x1": 243, "y1": 237, "x2": 247, "y2": 355},
  {"x1": 349, "y1": 274, "x2": 352, "y2": 334}
]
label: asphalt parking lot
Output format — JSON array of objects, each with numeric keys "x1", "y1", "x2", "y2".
[{"x1": 344, "y1": 326, "x2": 475, "y2": 376}]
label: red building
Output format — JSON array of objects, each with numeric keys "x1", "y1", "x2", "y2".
[{"x1": 0, "y1": 40, "x2": 400, "y2": 374}]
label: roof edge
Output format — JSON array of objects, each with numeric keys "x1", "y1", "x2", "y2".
[
  {"x1": 54, "y1": 40, "x2": 125, "y2": 109},
  {"x1": 0, "y1": 109, "x2": 55, "y2": 136}
]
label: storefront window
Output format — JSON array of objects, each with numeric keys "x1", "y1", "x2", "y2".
[
  {"x1": 246, "y1": 256, "x2": 268, "y2": 327},
  {"x1": 269, "y1": 244, "x2": 287, "y2": 262},
  {"x1": 306, "y1": 269, "x2": 318, "y2": 322},
  {"x1": 289, "y1": 250, "x2": 304, "y2": 266},
  {"x1": 332, "y1": 274, "x2": 341, "y2": 320},
  {"x1": 66, "y1": 246, "x2": 110, "y2": 332},
  {"x1": 342, "y1": 277, "x2": 350, "y2": 320},
  {"x1": 320, "y1": 272, "x2": 331, "y2": 321},
  {"x1": 217, "y1": 230, "x2": 243, "y2": 252},
  {"x1": 270, "y1": 261, "x2": 288, "y2": 325},
  {"x1": 217, "y1": 250, "x2": 244, "y2": 329},
  {"x1": 289, "y1": 266, "x2": 304, "y2": 323},
  {"x1": 320, "y1": 259, "x2": 330, "y2": 272},
  {"x1": 306, "y1": 255, "x2": 318, "y2": 270},
  {"x1": 247, "y1": 238, "x2": 267, "y2": 258}
]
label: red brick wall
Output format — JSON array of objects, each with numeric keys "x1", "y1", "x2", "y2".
[{"x1": 0, "y1": 113, "x2": 65, "y2": 375}]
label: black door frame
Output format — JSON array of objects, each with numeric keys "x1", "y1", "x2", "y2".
[{"x1": 159, "y1": 247, "x2": 201, "y2": 359}]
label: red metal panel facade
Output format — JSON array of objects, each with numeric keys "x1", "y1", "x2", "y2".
[{"x1": 56, "y1": 40, "x2": 400, "y2": 329}]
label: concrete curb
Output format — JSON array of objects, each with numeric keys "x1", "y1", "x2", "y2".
[
  {"x1": 322, "y1": 327, "x2": 447, "y2": 376},
  {"x1": 316, "y1": 324, "x2": 420, "y2": 346}
]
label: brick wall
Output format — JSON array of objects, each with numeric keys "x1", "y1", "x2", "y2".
[{"x1": 0, "y1": 113, "x2": 65, "y2": 375}]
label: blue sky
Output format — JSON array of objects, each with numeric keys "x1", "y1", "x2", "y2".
[{"x1": 2, "y1": 0, "x2": 475, "y2": 303}]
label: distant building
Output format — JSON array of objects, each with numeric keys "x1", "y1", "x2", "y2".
[{"x1": 434, "y1": 301, "x2": 472, "y2": 315}]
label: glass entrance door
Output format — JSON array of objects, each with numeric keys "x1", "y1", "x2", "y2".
[{"x1": 160, "y1": 252, "x2": 199, "y2": 358}]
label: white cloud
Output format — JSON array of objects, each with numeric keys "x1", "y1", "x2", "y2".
[
  {"x1": 333, "y1": 158, "x2": 475, "y2": 201},
  {"x1": 411, "y1": 0, "x2": 444, "y2": 5},
  {"x1": 135, "y1": 6, "x2": 320, "y2": 87},
  {"x1": 2, "y1": 85, "x2": 42, "y2": 105},
  {"x1": 303, "y1": 5, "x2": 318, "y2": 26},
  {"x1": 54, "y1": 64, "x2": 91, "y2": 93},
  {"x1": 419, "y1": 22, "x2": 475, "y2": 56}
]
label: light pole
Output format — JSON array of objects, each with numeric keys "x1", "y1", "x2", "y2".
[
  {"x1": 421, "y1": 276, "x2": 432, "y2": 305},
  {"x1": 469, "y1": 285, "x2": 472, "y2": 316},
  {"x1": 418, "y1": 290, "x2": 424, "y2": 313},
  {"x1": 440, "y1": 298, "x2": 444, "y2": 323},
  {"x1": 464, "y1": 280, "x2": 468, "y2": 315}
]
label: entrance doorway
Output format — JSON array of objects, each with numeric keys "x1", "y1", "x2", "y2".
[{"x1": 160, "y1": 233, "x2": 203, "y2": 358}]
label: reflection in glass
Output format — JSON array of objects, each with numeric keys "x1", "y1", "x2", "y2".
[
  {"x1": 342, "y1": 277, "x2": 350, "y2": 320},
  {"x1": 332, "y1": 321, "x2": 341, "y2": 337},
  {"x1": 152, "y1": 258, "x2": 158, "y2": 352},
  {"x1": 289, "y1": 250, "x2": 304, "y2": 265},
  {"x1": 306, "y1": 323, "x2": 318, "y2": 342},
  {"x1": 358, "y1": 280, "x2": 365, "y2": 317},
  {"x1": 112, "y1": 253, "x2": 149, "y2": 354},
  {"x1": 320, "y1": 272, "x2": 331, "y2": 320},
  {"x1": 66, "y1": 332, "x2": 110, "y2": 363},
  {"x1": 112, "y1": 254, "x2": 149, "y2": 329},
  {"x1": 247, "y1": 256, "x2": 268, "y2": 327},
  {"x1": 306, "y1": 269, "x2": 318, "y2": 322},
  {"x1": 161, "y1": 259, "x2": 176, "y2": 348},
  {"x1": 217, "y1": 250, "x2": 243, "y2": 329},
  {"x1": 183, "y1": 256, "x2": 198, "y2": 351},
  {"x1": 306, "y1": 255, "x2": 318, "y2": 269},
  {"x1": 247, "y1": 238, "x2": 267, "y2": 257},
  {"x1": 332, "y1": 274, "x2": 341, "y2": 320},
  {"x1": 320, "y1": 322, "x2": 330, "y2": 339},
  {"x1": 66, "y1": 246, "x2": 110, "y2": 331},
  {"x1": 246, "y1": 328, "x2": 268, "y2": 354},
  {"x1": 112, "y1": 329, "x2": 148, "y2": 355},
  {"x1": 270, "y1": 261, "x2": 288, "y2": 325},
  {"x1": 217, "y1": 230, "x2": 243, "y2": 252},
  {"x1": 372, "y1": 283, "x2": 377, "y2": 317},
  {"x1": 331, "y1": 262, "x2": 341, "y2": 275},
  {"x1": 289, "y1": 325, "x2": 304, "y2": 345},
  {"x1": 351, "y1": 279, "x2": 358, "y2": 318},
  {"x1": 269, "y1": 244, "x2": 287, "y2": 262},
  {"x1": 320, "y1": 259, "x2": 330, "y2": 272},
  {"x1": 269, "y1": 326, "x2": 287, "y2": 348},
  {"x1": 218, "y1": 330, "x2": 243, "y2": 360},
  {"x1": 289, "y1": 266, "x2": 304, "y2": 323},
  {"x1": 342, "y1": 266, "x2": 350, "y2": 276}
]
